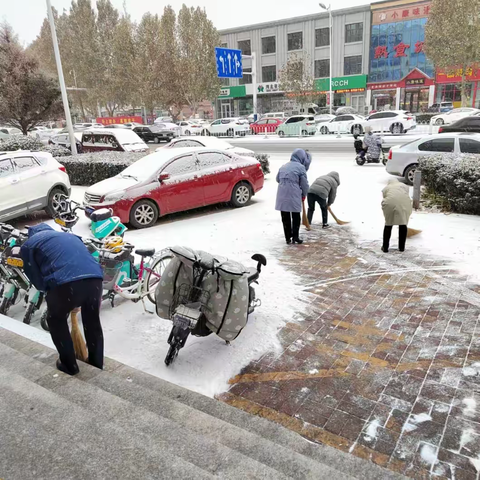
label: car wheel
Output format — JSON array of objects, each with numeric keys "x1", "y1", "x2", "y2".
[
  {"x1": 226, "y1": 128, "x2": 234, "y2": 137},
  {"x1": 435, "y1": 118, "x2": 444, "y2": 126},
  {"x1": 231, "y1": 182, "x2": 252, "y2": 208},
  {"x1": 129, "y1": 200, "x2": 159, "y2": 229},
  {"x1": 278, "y1": 131, "x2": 285, "y2": 137},
  {"x1": 201, "y1": 129, "x2": 210, "y2": 136},
  {"x1": 185, "y1": 130, "x2": 191, "y2": 136},
  {"x1": 320, "y1": 126, "x2": 329, "y2": 135},
  {"x1": 45, "y1": 187, "x2": 67, "y2": 218},
  {"x1": 301, "y1": 129, "x2": 308, "y2": 136},
  {"x1": 351, "y1": 124, "x2": 363, "y2": 135},
  {"x1": 404, "y1": 165, "x2": 417, "y2": 186},
  {"x1": 391, "y1": 123, "x2": 404, "y2": 134},
  {"x1": 154, "y1": 137, "x2": 160, "y2": 144}
]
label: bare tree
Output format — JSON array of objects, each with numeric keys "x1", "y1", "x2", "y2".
[
  {"x1": 425, "y1": 0, "x2": 480, "y2": 106},
  {"x1": 278, "y1": 52, "x2": 316, "y2": 108}
]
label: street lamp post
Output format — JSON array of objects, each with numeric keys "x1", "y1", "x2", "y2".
[
  {"x1": 46, "y1": 0, "x2": 77, "y2": 155},
  {"x1": 319, "y1": 3, "x2": 333, "y2": 115}
]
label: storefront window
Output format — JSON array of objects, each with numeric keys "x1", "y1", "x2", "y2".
[
  {"x1": 401, "y1": 87, "x2": 429, "y2": 112},
  {"x1": 334, "y1": 93, "x2": 346, "y2": 107},
  {"x1": 436, "y1": 83, "x2": 474, "y2": 106},
  {"x1": 372, "y1": 90, "x2": 396, "y2": 111}
]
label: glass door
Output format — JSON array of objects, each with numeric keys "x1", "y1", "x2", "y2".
[{"x1": 221, "y1": 102, "x2": 232, "y2": 118}]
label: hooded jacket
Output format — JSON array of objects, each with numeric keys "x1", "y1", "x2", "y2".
[
  {"x1": 20, "y1": 224, "x2": 103, "y2": 292},
  {"x1": 275, "y1": 149, "x2": 311, "y2": 213},
  {"x1": 309, "y1": 172, "x2": 340, "y2": 206},
  {"x1": 382, "y1": 179, "x2": 412, "y2": 226}
]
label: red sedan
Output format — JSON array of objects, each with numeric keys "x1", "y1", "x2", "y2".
[
  {"x1": 83, "y1": 147, "x2": 264, "y2": 228},
  {"x1": 250, "y1": 118, "x2": 284, "y2": 134}
]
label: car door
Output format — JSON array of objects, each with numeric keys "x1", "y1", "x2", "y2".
[
  {"x1": 463, "y1": 117, "x2": 480, "y2": 133},
  {"x1": 365, "y1": 112, "x2": 385, "y2": 131},
  {"x1": 254, "y1": 119, "x2": 268, "y2": 134},
  {"x1": 459, "y1": 138, "x2": 480, "y2": 154},
  {"x1": 196, "y1": 151, "x2": 232, "y2": 205},
  {"x1": 338, "y1": 115, "x2": 355, "y2": 133},
  {"x1": 157, "y1": 153, "x2": 204, "y2": 214},
  {"x1": 417, "y1": 137, "x2": 456, "y2": 158},
  {"x1": 12, "y1": 156, "x2": 50, "y2": 211},
  {"x1": 0, "y1": 158, "x2": 26, "y2": 220},
  {"x1": 209, "y1": 120, "x2": 222, "y2": 135}
]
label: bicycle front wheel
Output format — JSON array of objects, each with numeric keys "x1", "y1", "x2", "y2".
[{"x1": 145, "y1": 253, "x2": 173, "y2": 304}]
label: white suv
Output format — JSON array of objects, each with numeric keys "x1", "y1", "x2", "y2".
[
  {"x1": 201, "y1": 118, "x2": 250, "y2": 137},
  {"x1": 361, "y1": 110, "x2": 416, "y2": 134},
  {"x1": 0, "y1": 151, "x2": 71, "y2": 222}
]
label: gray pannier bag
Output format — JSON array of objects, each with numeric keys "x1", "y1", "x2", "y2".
[
  {"x1": 155, "y1": 246, "x2": 196, "y2": 319},
  {"x1": 202, "y1": 257, "x2": 249, "y2": 341}
]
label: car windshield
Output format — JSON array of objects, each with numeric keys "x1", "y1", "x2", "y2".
[{"x1": 120, "y1": 150, "x2": 181, "y2": 181}]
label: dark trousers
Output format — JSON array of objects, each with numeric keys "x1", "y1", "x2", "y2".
[
  {"x1": 46, "y1": 278, "x2": 104, "y2": 373},
  {"x1": 281, "y1": 211, "x2": 301, "y2": 241},
  {"x1": 307, "y1": 193, "x2": 328, "y2": 225},
  {"x1": 383, "y1": 225, "x2": 407, "y2": 252}
]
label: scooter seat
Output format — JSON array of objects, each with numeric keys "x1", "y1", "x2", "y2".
[
  {"x1": 90, "y1": 209, "x2": 113, "y2": 222},
  {"x1": 247, "y1": 267, "x2": 259, "y2": 283},
  {"x1": 136, "y1": 248, "x2": 155, "y2": 257}
]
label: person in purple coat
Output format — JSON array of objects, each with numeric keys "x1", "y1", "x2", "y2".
[{"x1": 275, "y1": 149, "x2": 311, "y2": 244}]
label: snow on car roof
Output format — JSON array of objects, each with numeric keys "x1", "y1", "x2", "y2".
[{"x1": 173, "y1": 136, "x2": 234, "y2": 149}]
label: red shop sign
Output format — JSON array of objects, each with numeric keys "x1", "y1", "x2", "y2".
[{"x1": 96, "y1": 116, "x2": 143, "y2": 125}]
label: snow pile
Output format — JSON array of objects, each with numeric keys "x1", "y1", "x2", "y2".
[
  {"x1": 462, "y1": 398, "x2": 477, "y2": 417},
  {"x1": 363, "y1": 418, "x2": 381, "y2": 442},
  {"x1": 420, "y1": 443, "x2": 438, "y2": 466},
  {"x1": 403, "y1": 412, "x2": 432, "y2": 432}
]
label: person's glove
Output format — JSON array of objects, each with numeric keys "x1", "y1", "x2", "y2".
[{"x1": 302, "y1": 196, "x2": 306, "y2": 201}]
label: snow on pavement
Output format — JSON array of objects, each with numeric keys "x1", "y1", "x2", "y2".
[{"x1": 4, "y1": 149, "x2": 480, "y2": 398}]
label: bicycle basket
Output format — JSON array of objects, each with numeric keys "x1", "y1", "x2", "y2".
[{"x1": 169, "y1": 284, "x2": 210, "y2": 318}]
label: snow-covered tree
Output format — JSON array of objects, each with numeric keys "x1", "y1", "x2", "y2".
[
  {"x1": 425, "y1": 0, "x2": 480, "y2": 106},
  {"x1": 278, "y1": 53, "x2": 316, "y2": 108},
  {"x1": 0, "y1": 23, "x2": 63, "y2": 134}
]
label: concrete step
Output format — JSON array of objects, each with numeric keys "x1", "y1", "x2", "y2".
[
  {"x1": 0, "y1": 363, "x2": 214, "y2": 480},
  {"x1": 0, "y1": 327, "x2": 406, "y2": 480}
]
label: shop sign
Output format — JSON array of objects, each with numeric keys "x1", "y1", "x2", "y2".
[
  {"x1": 436, "y1": 67, "x2": 480, "y2": 83},
  {"x1": 97, "y1": 115, "x2": 143, "y2": 125},
  {"x1": 406, "y1": 78, "x2": 425, "y2": 86},
  {"x1": 218, "y1": 85, "x2": 247, "y2": 99},
  {"x1": 372, "y1": 2, "x2": 431, "y2": 25},
  {"x1": 315, "y1": 74, "x2": 367, "y2": 93},
  {"x1": 374, "y1": 41, "x2": 424, "y2": 60},
  {"x1": 257, "y1": 82, "x2": 281, "y2": 94},
  {"x1": 369, "y1": 83, "x2": 398, "y2": 90}
]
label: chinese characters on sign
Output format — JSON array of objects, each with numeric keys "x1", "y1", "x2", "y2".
[
  {"x1": 405, "y1": 78, "x2": 425, "y2": 86},
  {"x1": 374, "y1": 46, "x2": 388, "y2": 59},
  {"x1": 96, "y1": 116, "x2": 143, "y2": 125},
  {"x1": 257, "y1": 83, "x2": 280, "y2": 94},
  {"x1": 393, "y1": 42, "x2": 410, "y2": 57},
  {"x1": 372, "y1": 2, "x2": 431, "y2": 25},
  {"x1": 414, "y1": 41, "x2": 424, "y2": 54}
]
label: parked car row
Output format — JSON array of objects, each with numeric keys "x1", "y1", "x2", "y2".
[{"x1": 430, "y1": 108, "x2": 480, "y2": 126}]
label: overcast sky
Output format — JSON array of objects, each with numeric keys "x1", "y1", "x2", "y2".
[{"x1": 1, "y1": 0, "x2": 367, "y2": 46}]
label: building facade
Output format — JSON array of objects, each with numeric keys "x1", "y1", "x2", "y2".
[{"x1": 218, "y1": 5, "x2": 372, "y2": 117}]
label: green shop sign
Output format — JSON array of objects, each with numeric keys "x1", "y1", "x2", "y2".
[
  {"x1": 218, "y1": 85, "x2": 246, "y2": 99},
  {"x1": 315, "y1": 75, "x2": 367, "y2": 93}
]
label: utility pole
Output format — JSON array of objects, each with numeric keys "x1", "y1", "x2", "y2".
[
  {"x1": 46, "y1": 0, "x2": 77, "y2": 154},
  {"x1": 319, "y1": 3, "x2": 333, "y2": 115}
]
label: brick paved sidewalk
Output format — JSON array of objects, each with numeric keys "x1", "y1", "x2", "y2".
[{"x1": 219, "y1": 224, "x2": 480, "y2": 480}]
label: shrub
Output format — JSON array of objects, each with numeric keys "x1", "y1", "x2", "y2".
[
  {"x1": 255, "y1": 153, "x2": 270, "y2": 175},
  {"x1": 419, "y1": 153, "x2": 480, "y2": 214},
  {"x1": 0, "y1": 135, "x2": 71, "y2": 157},
  {"x1": 415, "y1": 113, "x2": 437, "y2": 125},
  {"x1": 56, "y1": 151, "x2": 145, "y2": 186}
]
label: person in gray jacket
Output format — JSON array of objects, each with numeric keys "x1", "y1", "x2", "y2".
[{"x1": 307, "y1": 171, "x2": 340, "y2": 228}]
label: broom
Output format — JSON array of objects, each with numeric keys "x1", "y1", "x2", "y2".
[
  {"x1": 407, "y1": 228, "x2": 422, "y2": 238},
  {"x1": 328, "y1": 207, "x2": 350, "y2": 225},
  {"x1": 70, "y1": 308, "x2": 88, "y2": 362},
  {"x1": 302, "y1": 200, "x2": 311, "y2": 231}
]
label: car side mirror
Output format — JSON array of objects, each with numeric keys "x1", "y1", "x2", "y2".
[{"x1": 159, "y1": 173, "x2": 170, "y2": 182}]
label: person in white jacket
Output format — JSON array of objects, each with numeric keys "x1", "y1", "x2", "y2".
[{"x1": 381, "y1": 178, "x2": 412, "y2": 252}]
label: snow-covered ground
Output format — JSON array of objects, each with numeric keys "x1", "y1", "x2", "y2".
[{"x1": 3, "y1": 150, "x2": 480, "y2": 398}]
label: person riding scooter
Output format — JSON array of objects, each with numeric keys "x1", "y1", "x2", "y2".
[{"x1": 362, "y1": 126, "x2": 382, "y2": 160}]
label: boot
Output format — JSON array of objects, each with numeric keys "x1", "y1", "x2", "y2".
[
  {"x1": 56, "y1": 358, "x2": 79, "y2": 376},
  {"x1": 292, "y1": 237, "x2": 303, "y2": 244}
]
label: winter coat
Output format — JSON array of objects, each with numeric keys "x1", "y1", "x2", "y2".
[
  {"x1": 275, "y1": 149, "x2": 311, "y2": 213},
  {"x1": 20, "y1": 224, "x2": 103, "y2": 292},
  {"x1": 309, "y1": 172, "x2": 340, "y2": 206},
  {"x1": 363, "y1": 133, "x2": 382, "y2": 158},
  {"x1": 382, "y1": 179, "x2": 412, "y2": 226}
]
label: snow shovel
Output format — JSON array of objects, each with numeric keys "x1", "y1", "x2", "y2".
[
  {"x1": 407, "y1": 228, "x2": 422, "y2": 238},
  {"x1": 328, "y1": 207, "x2": 349, "y2": 225},
  {"x1": 70, "y1": 308, "x2": 88, "y2": 362},
  {"x1": 302, "y1": 200, "x2": 311, "y2": 231}
]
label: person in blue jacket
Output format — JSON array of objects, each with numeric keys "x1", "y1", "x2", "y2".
[
  {"x1": 275, "y1": 148, "x2": 311, "y2": 244},
  {"x1": 21, "y1": 224, "x2": 104, "y2": 375}
]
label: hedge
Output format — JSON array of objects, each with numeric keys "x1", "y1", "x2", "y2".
[
  {"x1": 0, "y1": 135, "x2": 71, "y2": 157},
  {"x1": 419, "y1": 153, "x2": 480, "y2": 214},
  {"x1": 56, "y1": 151, "x2": 145, "y2": 186},
  {"x1": 255, "y1": 154, "x2": 270, "y2": 175},
  {"x1": 414, "y1": 113, "x2": 437, "y2": 125}
]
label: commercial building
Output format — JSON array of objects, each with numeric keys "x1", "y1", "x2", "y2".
[
  {"x1": 218, "y1": 5, "x2": 372, "y2": 117},
  {"x1": 367, "y1": 0, "x2": 435, "y2": 112}
]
